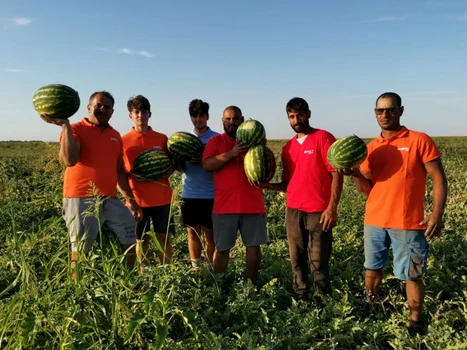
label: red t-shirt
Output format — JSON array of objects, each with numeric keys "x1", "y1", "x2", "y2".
[
  {"x1": 122, "y1": 127, "x2": 173, "y2": 207},
  {"x1": 203, "y1": 133, "x2": 265, "y2": 214},
  {"x1": 60, "y1": 118, "x2": 123, "y2": 198},
  {"x1": 282, "y1": 129, "x2": 336, "y2": 213}
]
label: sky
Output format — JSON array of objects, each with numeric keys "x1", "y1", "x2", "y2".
[{"x1": 1, "y1": 0, "x2": 466, "y2": 141}]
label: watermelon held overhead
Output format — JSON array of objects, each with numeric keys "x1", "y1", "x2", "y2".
[
  {"x1": 236, "y1": 119, "x2": 266, "y2": 149},
  {"x1": 130, "y1": 150, "x2": 174, "y2": 182},
  {"x1": 327, "y1": 135, "x2": 368, "y2": 170},
  {"x1": 32, "y1": 84, "x2": 80, "y2": 119},
  {"x1": 167, "y1": 131, "x2": 204, "y2": 161},
  {"x1": 244, "y1": 145, "x2": 276, "y2": 183}
]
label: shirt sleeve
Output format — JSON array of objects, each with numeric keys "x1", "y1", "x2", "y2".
[
  {"x1": 321, "y1": 131, "x2": 337, "y2": 172},
  {"x1": 281, "y1": 143, "x2": 291, "y2": 182},
  {"x1": 59, "y1": 123, "x2": 80, "y2": 144},
  {"x1": 202, "y1": 136, "x2": 219, "y2": 160},
  {"x1": 162, "y1": 135, "x2": 169, "y2": 153},
  {"x1": 359, "y1": 142, "x2": 372, "y2": 178},
  {"x1": 417, "y1": 133, "x2": 441, "y2": 163}
]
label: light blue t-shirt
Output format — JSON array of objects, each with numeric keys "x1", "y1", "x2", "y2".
[{"x1": 182, "y1": 127, "x2": 219, "y2": 199}]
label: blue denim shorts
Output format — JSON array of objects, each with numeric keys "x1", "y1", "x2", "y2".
[{"x1": 364, "y1": 225, "x2": 430, "y2": 281}]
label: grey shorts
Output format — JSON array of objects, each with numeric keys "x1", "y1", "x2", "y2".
[
  {"x1": 212, "y1": 214, "x2": 268, "y2": 251},
  {"x1": 63, "y1": 197, "x2": 136, "y2": 253}
]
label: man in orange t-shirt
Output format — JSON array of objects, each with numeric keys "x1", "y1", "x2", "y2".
[
  {"x1": 40, "y1": 91, "x2": 142, "y2": 278},
  {"x1": 122, "y1": 95, "x2": 177, "y2": 267},
  {"x1": 340, "y1": 92, "x2": 448, "y2": 335},
  {"x1": 202, "y1": 106, "x2": 267, "y2": 286}
]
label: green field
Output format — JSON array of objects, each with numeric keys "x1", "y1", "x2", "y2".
[{"x1": 0, "y1": 137, "x2": 466, "y2": 349}]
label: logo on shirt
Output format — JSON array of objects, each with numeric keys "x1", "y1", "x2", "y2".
[
  {"x1": 110, "y1": 138, "x2": 119, "y2": 143},
  {"x1": 398, "y1": 147, "x2": 409, "y2": 152},
  {"x1": 304, "y1": 150, "x2": 315, "y2": 155},
  {"x1": 153, "y1": 146, "x2": 162, "y2": 150}
]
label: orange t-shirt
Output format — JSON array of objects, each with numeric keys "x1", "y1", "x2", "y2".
[
  {"x1": 359, "y1": 126, "x2": 441, "y2": 230},
  {"x1": 202, "y1": 133, "x2": 265, "y2": 214},
  {"x1": 60, "y1": 118, "x2": 123, "y2": 198},
  {"x1": 122, "y1": 127, "x2": 173, "y2": 207}
]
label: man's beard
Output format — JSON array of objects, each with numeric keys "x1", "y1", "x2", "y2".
[{"x1": 224, "y1": 125, "x2": 237, "y2": 137}]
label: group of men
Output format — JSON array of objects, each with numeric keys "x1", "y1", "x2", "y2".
[{"x1": 41, "y1": 91, "x2": 448, "y2": 335}]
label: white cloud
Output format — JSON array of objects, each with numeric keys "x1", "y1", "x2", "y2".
[
  {"x1": 364, "y1": 16, "x2": 406, "y2": 22},
  {"x1": 5, "y1": 68, "x2": 24, "y2": 73},
  {"x1": 119, "y1": 48, "x2": 134, "y2": 55},
  {"x1": 13, "y1": 17, "x2": 33, "y2": 26},
  {"x1": 138, "y1": 50, "x2": 154, "y2": 58},
  {"x1": 118, "y1": 48, "x2": 154, "y2": 58}
]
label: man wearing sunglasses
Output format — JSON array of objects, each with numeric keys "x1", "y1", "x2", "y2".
[{"x1": 339, "y1": 92, "x2": 448, "y2": 335}]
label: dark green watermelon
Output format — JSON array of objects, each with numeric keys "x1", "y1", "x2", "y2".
[{"x1": 33, "y1": 84, "x2": 80, "y2": 119}]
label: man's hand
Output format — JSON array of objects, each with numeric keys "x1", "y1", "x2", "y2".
[
  {"x1": 228, "y1": 141, "x2": 249, "y2": 157},
  {"x1": 421, "y1": 213, "x2": 443, "y2": 239},
  {"x1": 337, "y1": 167, "x2": 362, "y2": 177},
  {"x1": 320, "y1": 207, "x2": 338, "y2": 232},
  {"x1": 248, "y1": 180, "x2": 271, "y2": 189},
  {"x1": 127, "y1": 199, "x2": 143, "y2": 221},
  {"x1": 40, "y1": 114, "x2": 70, "y2": 126}
]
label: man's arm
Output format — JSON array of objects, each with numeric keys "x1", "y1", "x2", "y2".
[
  {"x1": 352, "y1": 170, "x2": 373, "y2": 197},
  {"x1": 202, "y1": 141, "x2": 248, "y2": 172},
  {"x1": 338, "y1": 168, "x2": 373, "y2": 197},
  {"x1": 116, "y1": 157, "x2": 142, "y2": 220},
  {"x1": 421, "y1": 158, "x2": 448, "y2": 239},
  {"x1": 59, "y1": 121, "x2": 80, "y2": 166},
  {"x1": 39, "y1": 115, "x2": 80, "y2": 166},
  {"x1": 320, "y1": 172, "x2": 344, "y2": 231}
]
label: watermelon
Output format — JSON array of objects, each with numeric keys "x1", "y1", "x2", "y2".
[
  {"x1": 32, "y1": 84, "x2": 80, "y2": 119},
  {"x1": 236, "y1": 119, "x2": 266, "y2": 148},
  {"x1": 327, "y1": 135, "x2": 368, "y2": 170},
  {"x1": 131, "y1": 150, "x2": 173, "y2": 181},
  {"x1": 244, "y1": 145, "x2": 276, "y2": 183},
  {"x1": 167, "y1": 132, "x2": 204, "y2": 161}
]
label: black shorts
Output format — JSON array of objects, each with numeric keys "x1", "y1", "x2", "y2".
[
  {"x1": 136, "y1": 204, "x2": 175, "y2": 239},
  {"x1": 180, "y1": 198, "x2": 214, "y2": 230}
]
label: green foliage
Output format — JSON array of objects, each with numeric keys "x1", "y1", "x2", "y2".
[{"x1": 0, "y1": 138, "x2": 466, "y2": 349}]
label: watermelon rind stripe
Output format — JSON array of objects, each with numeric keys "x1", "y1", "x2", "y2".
[
  {"x1": 244, "y1": 145, "x2": 276, "y2": 182},
  {"x1": 32, "y1": 84, "x2": 80, "y2": 119},
  {"x1": 327, "y1": 135, "x2": 368, "y2": 170}
]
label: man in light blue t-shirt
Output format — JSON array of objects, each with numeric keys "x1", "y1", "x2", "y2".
[{"x1": 180, "y1": 99, "x2": 219, "y2": 267}]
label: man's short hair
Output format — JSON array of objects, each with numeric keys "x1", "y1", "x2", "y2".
[
  {"x1": 376, "y1": 92, "x2": 402, "y2": 108},
  {"x1": 189, "y1": 99, "x2": 209, "y2": 117},
  {"x1": 286, "y1": 97, "x2": 309, "y2": 113},
  {"x1": 89, "y1": 91, "x2": 115, "y2": 107},
  {"x1": 127, "y1": 95, "x2": 151, "y2": 112}
]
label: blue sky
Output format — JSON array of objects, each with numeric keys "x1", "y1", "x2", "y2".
[{"x1": 1, "y1": 0, "x2": 466, "y2": 141}]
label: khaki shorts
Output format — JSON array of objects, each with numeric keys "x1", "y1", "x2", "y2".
[
  {"x1": 212, "y1": 214, "x2": 268, "y2": 251},
  {"x1": 63, "y1": 197, "x2": 136, "y2": 253}
]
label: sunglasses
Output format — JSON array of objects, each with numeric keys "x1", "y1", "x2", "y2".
[{"x1": 374, "y1": 107, "x2": 398, "y2": 115}]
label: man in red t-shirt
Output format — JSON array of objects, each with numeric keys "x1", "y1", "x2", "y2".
[
  {"x1": 259, "y1": 97, "x2": 343, "y2": 305},
  {"x1": 202, "y1": 106, "x2": 267, "y2": 286}
]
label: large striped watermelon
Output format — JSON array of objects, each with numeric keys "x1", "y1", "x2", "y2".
[
  {"x1": 236, "y1": 119, "x2": 266, "y2": 148},
  {"x1": 131, "y1": 150, "x2": 173, "y2": 181},
  {"x1": 244, "y1": 145, "x2": 276, "y2": 183},
  {"x1": 167, "y1": 132, "x2": 204, "y2": 161},
  {"x1": 327, "y1": 135, "x2": 368, "y2": 170},
  {"x1": 32, "y1": 84, "x2": 80, "y2": 119}
]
